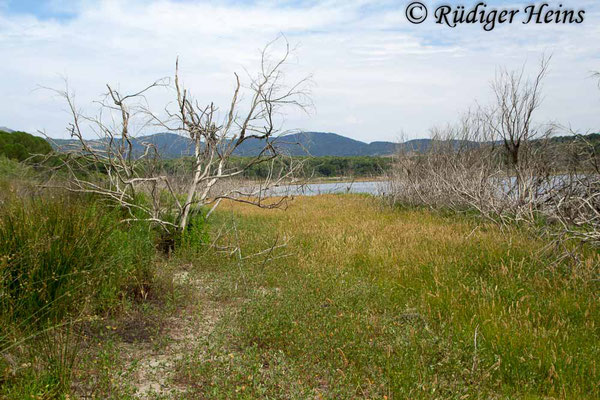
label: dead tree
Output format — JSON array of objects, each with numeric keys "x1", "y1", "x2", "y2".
[
  {"x1": 45, "y1": 37, "x2": 311, "y2": 233},
  {"x1": 485, "y1": 56, "x2": 556, "y2": 219}
]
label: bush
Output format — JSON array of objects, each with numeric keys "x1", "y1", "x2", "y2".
[{"x1": 0, "y1": 190, "x2": 158, "y2": 395}]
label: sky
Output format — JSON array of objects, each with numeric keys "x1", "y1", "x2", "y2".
[{"x1": 0, "y1": 0, "x2": 599, "y2": 142}]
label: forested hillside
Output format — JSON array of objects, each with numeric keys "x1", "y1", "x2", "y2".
[{"x1": 0, "y1": 129, "x2": 52, "y2": 161}]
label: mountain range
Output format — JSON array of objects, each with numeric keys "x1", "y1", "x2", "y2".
[
  {"x1": 48, "y1": 131, "x2": 408, "y2": 158},
  {"x1": 5, "y1": 124, "x2": 599, "y2": 159},
  {"x1": 1, "y1": 126, "x2": 474, "y2": 157}
]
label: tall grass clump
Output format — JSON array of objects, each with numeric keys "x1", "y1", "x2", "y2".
[{"x1": 0, "y1": 190, "x2": 156, "y2": 394}]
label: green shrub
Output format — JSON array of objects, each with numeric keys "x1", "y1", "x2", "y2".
[
  {"x1": 176, "y1": 213, "x2": 210, "y2": 256},
  {"x1": 0, "y1": 191, "x2": 158, "y2": 395}
]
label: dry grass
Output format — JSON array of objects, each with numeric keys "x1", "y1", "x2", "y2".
[{"x1": 170, "y1": 194, "x2": 599, "y2": 399}]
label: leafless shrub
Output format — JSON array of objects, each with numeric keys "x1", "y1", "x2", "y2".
[
  {"x1": 549, "y1": 132, "x2": 600, "y2": 247},
  {"x1": 387, "y1": 57, "x2": 600, "y2": 259},
  {"x1": 43, "y1": 37, "x2": 311, "y2": 233},
  {"x1": 387, "y1": 112, "x2": 509, "y2": 222}
]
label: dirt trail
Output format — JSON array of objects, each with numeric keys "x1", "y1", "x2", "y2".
[{"x1": 126, "y1": 271, "x2": 228, "y2": 398}]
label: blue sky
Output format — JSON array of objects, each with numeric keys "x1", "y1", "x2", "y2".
[
  {"x1": 1, "y1": 0, "x2": 598, "y2": 141},
  {"x1": 0, "y1": 0, "x2": 76, "y2": 19}
]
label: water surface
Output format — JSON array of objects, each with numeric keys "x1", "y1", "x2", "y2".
[{"x1": 269, "y1": 181, "x2": 386, "y2": 196}]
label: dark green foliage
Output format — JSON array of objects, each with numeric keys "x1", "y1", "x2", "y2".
[
  {"x1": 549, "y1": 132, "x2": 600, "y2": 144},
  {"x1": 160, "y1": 156, "x2": 393, "y2": 179},
  {"x1": 308, "y1": 156, "x2": 392, "y2": 177},
  {"x1": 236, "y1": 156, "x2": 393, "y2": 178},
  {"x1": 0, "y1": 130, "x2": 52, "y2": 162}
]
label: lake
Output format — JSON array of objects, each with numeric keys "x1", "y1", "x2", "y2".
[
  {"x1": 268, "y1": 181, "x2": 386, "y2": 196},
  {"x1": 265, "y1": 175, "x2": 580, "y2": 198}
]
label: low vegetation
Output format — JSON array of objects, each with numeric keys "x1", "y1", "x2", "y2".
[{"x1": 3, "y1": 136, "x2": 599, "y2": 398}]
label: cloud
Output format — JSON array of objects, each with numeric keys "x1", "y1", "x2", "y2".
[{"x1": 0, "y1": 0, "x2": 598, "y2": 141}]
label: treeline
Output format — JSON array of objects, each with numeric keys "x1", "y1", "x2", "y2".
[{"x1": 162, "y1": 156, "x2": 393, "y2": 179}]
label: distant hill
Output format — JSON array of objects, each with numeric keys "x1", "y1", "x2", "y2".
[
  {"x1": 49, "y1": 131, "x2": 401, "y2": 158},
  {"x1": 236, "y1": 132, "x2": 399, "y2": 157},
  {"x1": 0, "y1": 126, "x2": 14, "y2": 133}
]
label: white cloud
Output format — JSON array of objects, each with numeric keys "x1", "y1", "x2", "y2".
[{"x1": 0, "y1": 0, "x2": 598, "y2": 141}]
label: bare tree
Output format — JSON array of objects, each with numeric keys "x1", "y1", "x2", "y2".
[
  {"x1": 45, "y1": 37, "x2": 311, "y2": 233},
  {"x1": 485, "y1": 56, "x2": 558, "y2": 219},
  {"x1": 488, "y1": 58, "x2": 550, "y2": 166}
]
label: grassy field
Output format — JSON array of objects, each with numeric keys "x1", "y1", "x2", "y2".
[
  {"x1": 2, "y1": 191, "x2": 598, "y2": 399},
  {"x1": 166, "y1": 195, "x2": 599, "y2": 399}
]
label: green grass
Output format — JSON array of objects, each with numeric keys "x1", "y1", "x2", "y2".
[
  {"x1": 173, "y1": 195, "x2": 600, "y2": 399},
  {"x1": 0, "y1": 183, "x2": 158, "y2": 397}
]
